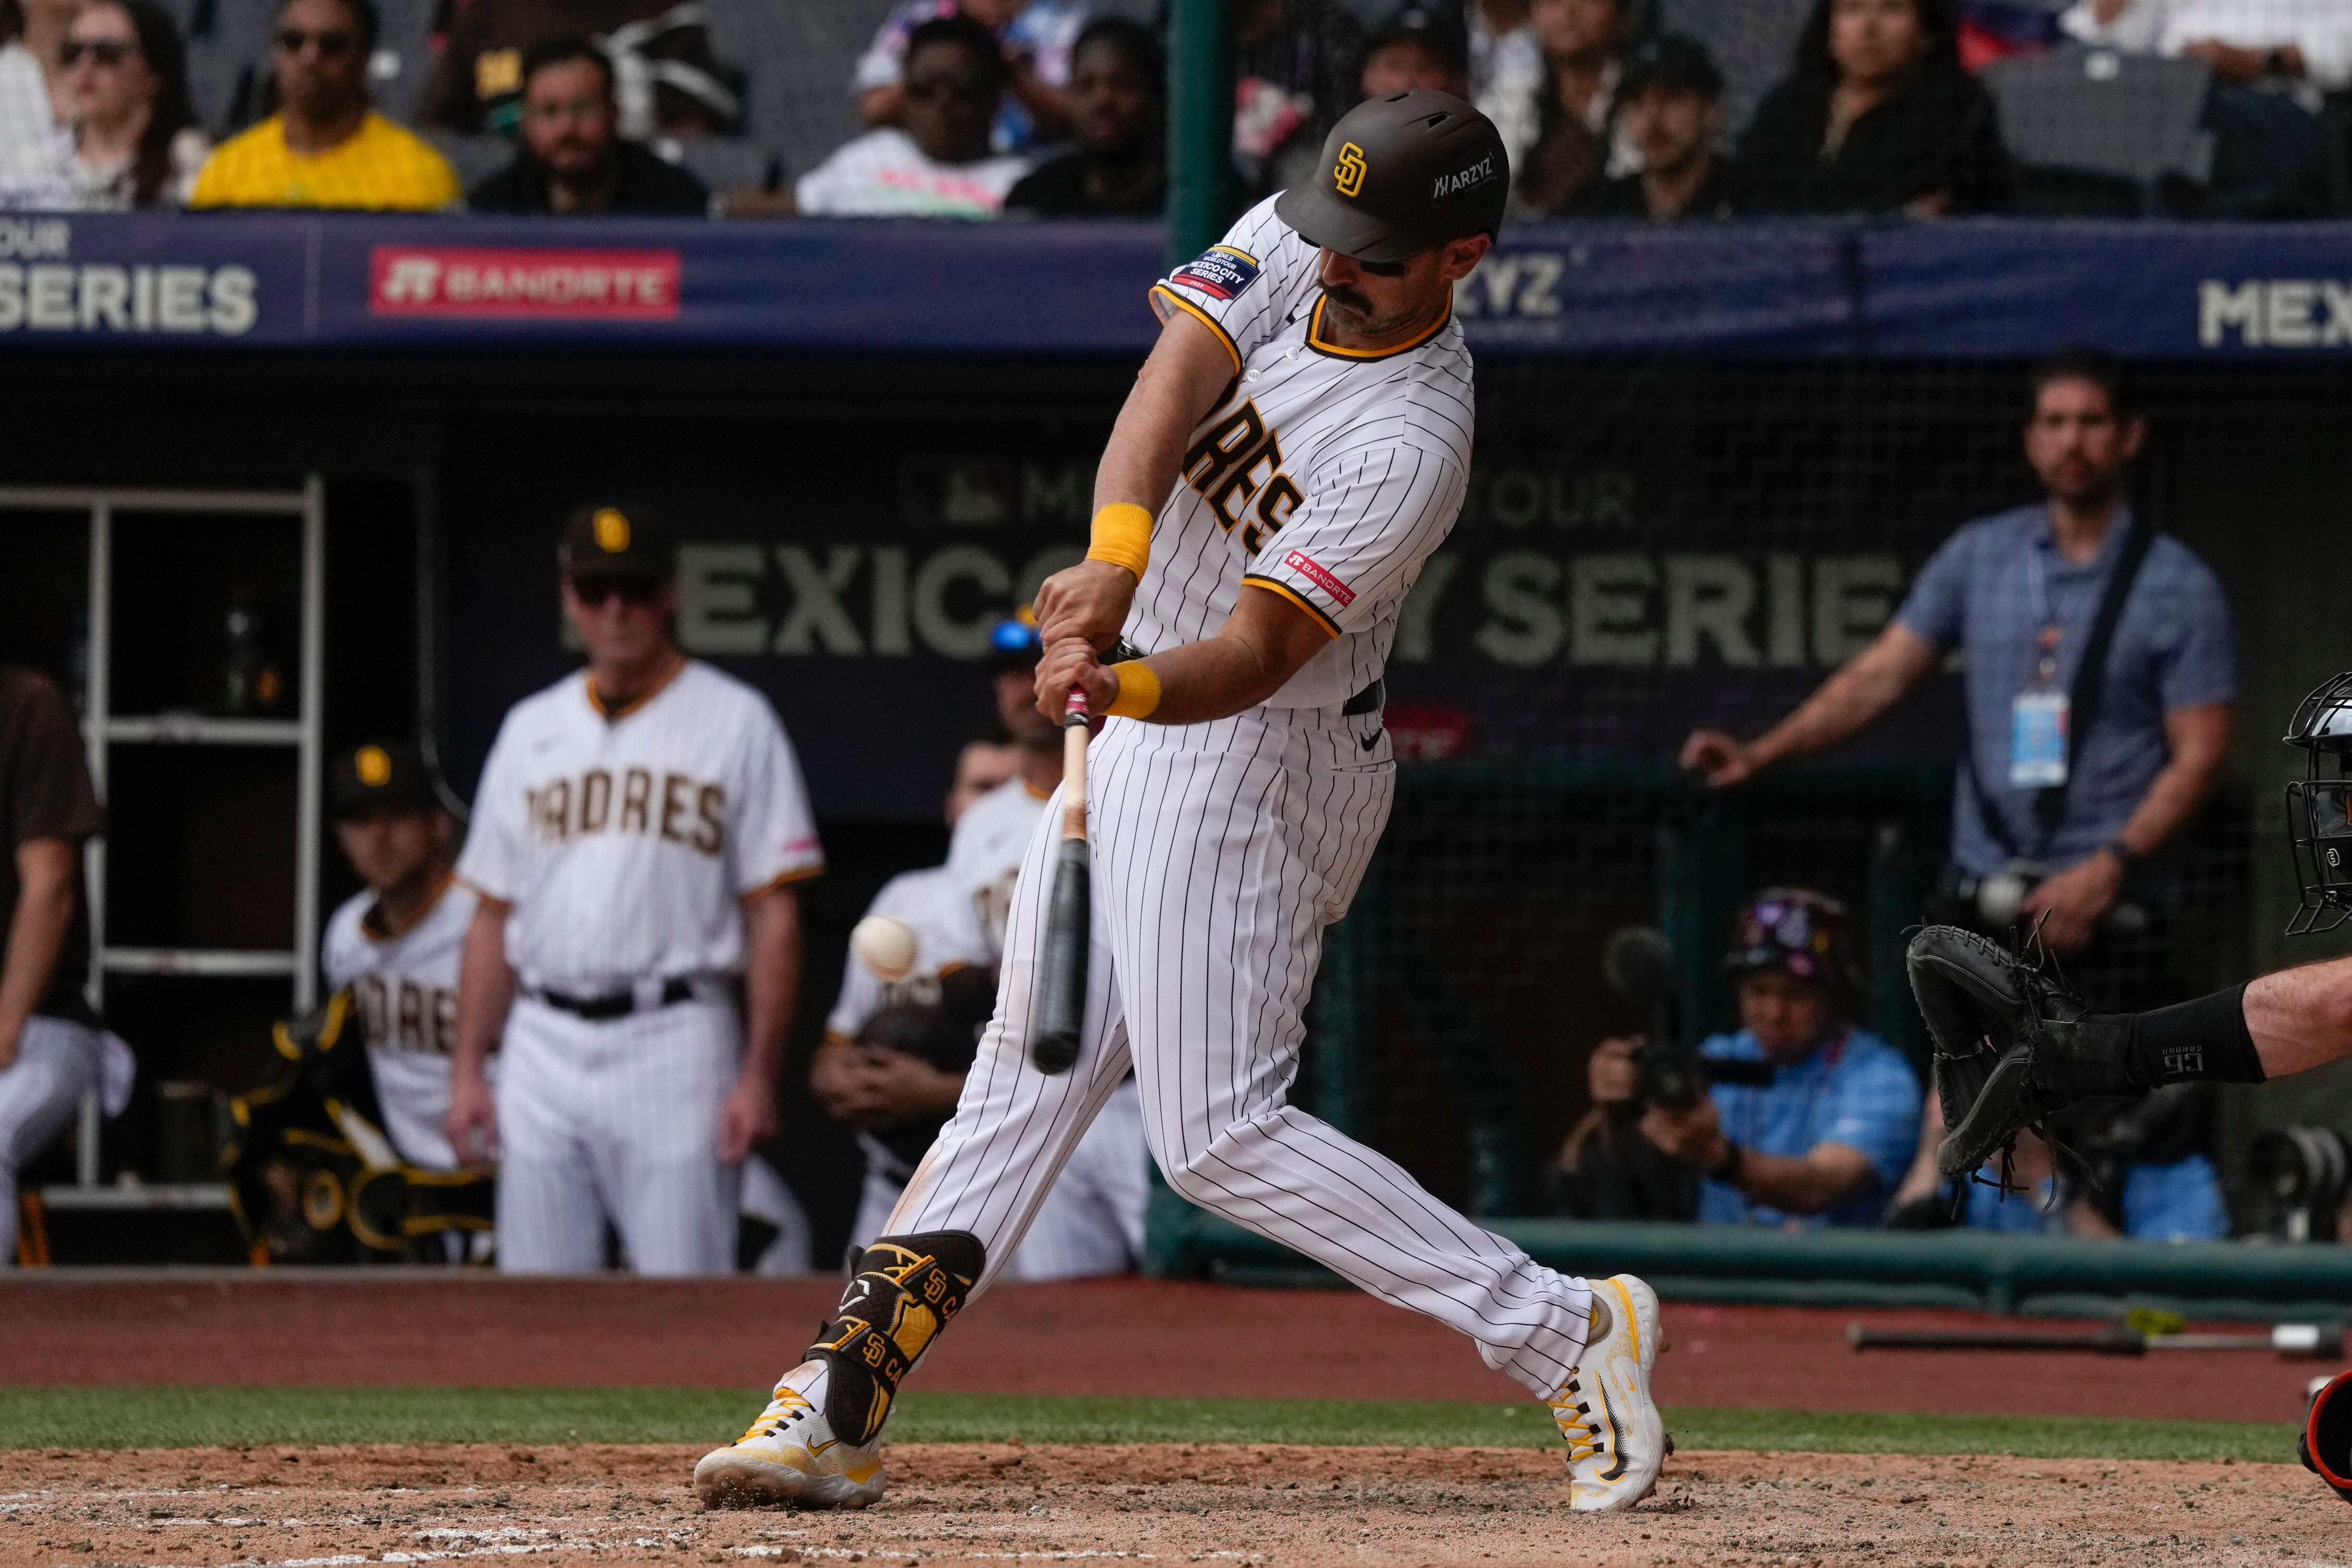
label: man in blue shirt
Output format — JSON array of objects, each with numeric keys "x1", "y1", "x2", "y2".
[
  {"x1": 1582, "y1": 890, "x2": 1920, "y2": 1226},
  {"x1": 1681, "y1": 349, "x2": 2237, "y2": 982}
]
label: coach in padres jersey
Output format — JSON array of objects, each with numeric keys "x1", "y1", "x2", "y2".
[
  {"x1": 448, "y1": 503, "x2": 823, "y2": 1275},
  {"x1": 321, "y1": 741, "x2": 483, "y2": 1173},
  {"x1": 701, "y1": 91, "x2": 1667, "y2": 1517}
]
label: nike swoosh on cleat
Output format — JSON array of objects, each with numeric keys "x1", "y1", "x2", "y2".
[
  {"x1": 1595, "y1": 1378, "x2": 1630, "y2": 1482},
  {"x1": 807, "y1": 1439, "x2": 838, "y2": 1456}
]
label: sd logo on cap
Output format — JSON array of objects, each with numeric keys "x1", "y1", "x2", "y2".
[{"x1": 563, "y1": 501, "x2": 676, "y2": 582}]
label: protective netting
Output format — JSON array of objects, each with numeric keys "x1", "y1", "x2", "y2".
[{"x1": 1305, "y1": 355, "x2": 2309, "y2": 1217}]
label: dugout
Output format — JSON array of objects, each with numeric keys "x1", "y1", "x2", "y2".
[{"x1": 4, "y1": 212, "x2": 2351, "y2": 1270}]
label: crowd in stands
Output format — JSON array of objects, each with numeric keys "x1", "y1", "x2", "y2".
[{"x1": 0, "y1": 0, "x2": 2348, "y2": 218}]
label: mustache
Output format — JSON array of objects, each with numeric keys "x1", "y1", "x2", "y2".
[{"x1": 1323, "y1": 284, "x2": 1373, "y2": 315}]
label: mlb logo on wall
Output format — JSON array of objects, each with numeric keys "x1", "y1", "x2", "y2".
[
  {"x1": 370, "y1": 247, "x2": 682, "y2": 319},
  {"x1": 1169, "y1": 245, "x2": 1262, "y2": 301}
]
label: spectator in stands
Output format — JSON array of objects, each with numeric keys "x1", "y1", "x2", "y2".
[
  {"x1": 468, "y1": 37, "x2": 708, "y2": 214},
  {"x1": 1555, "y1": 890, "x2": 1921, "y2": 1227},
  {"x1": 1358, "y1": 5, "x2": 1470, "y2": 100},
  {"x1": 1570, "y1": 32, "x2": 1742, "y2": 219},
  {"x1": 1510, "y1": 0, "x2": 1639, "y2": 216},
  {"x1": 1683, "y1": 350, "x2": 2236, "y2": 1009},
  {"x1": 949, "y1": 729, "x2": 1020, "y2": 817},
  {"x1": 1467, "y1": 1, "x2": 1546, "y2": 179},
  {"x1": 0, "y1": 0, "x2": 207, "y2": 210},
  {"x1": 1738, "y1": 0, "x2": 2012, "y2": 215},
  {"x1": 1004, "y1": 17, "x2": 1163, "y2": 217},
  {"x1": 856, "y1": 0, "x2": 1084, "y2": 156},
  {"x1": 0, "y1": 0, "x2": 74, "y2": 185},
  {"x1": 1233, "y1": 0, "x2": 1367, "y2": 200},
  {"x1": 190, "y1": 0, "x2": 460, "y2": 211},
  {"x1": 420, "y1": 1, "x2": 741, "y2": 141},
  {"x1": 795, "y1": 14, "x2": 1033, "y2": 218},
  {"x1": 2065, "y1": 1, "x2": 2351, "y2": 94},
  {"x1": 2061, "y1": 0, "x2": 2343, "y2": 215}
]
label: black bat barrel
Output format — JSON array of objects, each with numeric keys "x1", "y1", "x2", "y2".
[{"x1": 1028, "y1": 837, "x2": 1091, "y2": 1074}]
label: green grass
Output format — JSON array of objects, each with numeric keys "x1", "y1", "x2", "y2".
[{"x1": 0, "y1": 1387, "x2": 2301, "y2": 1464}]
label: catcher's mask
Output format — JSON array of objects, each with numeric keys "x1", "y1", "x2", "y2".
[{"x1": 2285, "y1": 670, "x2": 2352, "y2": 935}]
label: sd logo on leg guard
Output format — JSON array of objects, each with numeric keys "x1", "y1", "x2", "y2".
[{"x1": 807, "y1": 1231, "x2": 984, "y2": 1445}]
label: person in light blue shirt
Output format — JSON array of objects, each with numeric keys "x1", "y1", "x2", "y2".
[
  {"x1": 1596, "y1": 888, "x2": 1921, "y2": 1227},
  {"x1": 1682, "y1": 349, "x2": 2236, "y2": 982}
]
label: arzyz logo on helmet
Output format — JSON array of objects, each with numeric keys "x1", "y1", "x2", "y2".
[
  {"x1": 1433, "y1": 154, "x2": 1496, "y2": 200},
  {"x1": 1334, "y1": 142, "x2": 1368, "y2": 198}
]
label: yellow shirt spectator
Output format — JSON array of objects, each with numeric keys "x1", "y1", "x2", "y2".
[{"x1": 190, "y1": 111, "x2": 460, "y2": 210}]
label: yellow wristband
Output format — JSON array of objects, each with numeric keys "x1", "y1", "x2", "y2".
[
  {"x1": 1086, "y1": 502, "x2": 1153, "y2": 580},
  {"x1": 1105, "y1": 660, "x2": 1162, "y2": 720}
]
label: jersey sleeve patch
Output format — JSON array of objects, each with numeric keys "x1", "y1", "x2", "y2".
[
  {"x1": 1281, "y1": 549, "x2": 1355, "y2": 608},
  {"x1": 1166, "y1": 245, "x2": 1261, "y2": 301}
]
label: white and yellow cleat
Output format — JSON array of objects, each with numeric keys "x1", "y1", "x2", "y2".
[
  {"x1": 1551, "y1": 1273, "x2": 1669, "y2": 1513},
  {"x1": 693, "y1": 1374, "x2": 887, "y2": 1511}
]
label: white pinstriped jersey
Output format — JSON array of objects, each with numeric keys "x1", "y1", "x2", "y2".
[
  {"x1": 457, "y1": 659, "x2": 823, "y2": 993},
  {"x1": 322, "y1": 878, "x2": 483, "y2": 1169},
  {"x1": 823, "y1": 865, "x2": 990, "y2": 1041},
  {"x1": 1143, "y1": 194, "x2": 1474, "y2": 708},
  {"x1": 943, "y1": 776, "x2": 1052, "y2": 964}
]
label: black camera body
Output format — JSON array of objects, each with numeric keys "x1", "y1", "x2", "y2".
[{"x1": 1632, "y1": 1038, "x2": 1775, "y2": 1114}]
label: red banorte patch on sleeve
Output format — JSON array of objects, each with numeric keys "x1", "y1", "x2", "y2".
[{"x1": 1282, "y1": 550, "x2": 1355, "y2": 608}]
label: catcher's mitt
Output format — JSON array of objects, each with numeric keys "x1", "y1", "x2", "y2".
[{"x1": 1905, "y1": 925, "x2": 2127, "y2": 1178}]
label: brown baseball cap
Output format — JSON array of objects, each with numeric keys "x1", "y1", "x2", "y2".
[{"x1": 561, "y1": 501, "x2": 677, "y2": 581}]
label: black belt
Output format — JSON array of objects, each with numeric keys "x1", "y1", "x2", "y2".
[
  {"x1": 530, "y1": 978, "x2": 696, "y2": 1021},
  {"x1": 1341, "y1": 680, "x2": 1383, "y2": 717}
]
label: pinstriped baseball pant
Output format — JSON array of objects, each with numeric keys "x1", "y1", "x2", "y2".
[{"x1": 889, "y1": 705, "x2": 1594, "y2": 1397}]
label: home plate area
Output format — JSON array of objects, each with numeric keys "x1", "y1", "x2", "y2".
[{"x1": 5, "y1": 1443, "x2": 2348, "y2": 1568}]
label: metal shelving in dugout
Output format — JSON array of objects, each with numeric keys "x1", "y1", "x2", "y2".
[{"x1": 0, "y1": 480, "x2": 324, "y2": 1216}]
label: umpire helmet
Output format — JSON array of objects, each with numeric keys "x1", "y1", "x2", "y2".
[{"x1": 1275, "y1": 89, "x2": 1506, "y2": 263}]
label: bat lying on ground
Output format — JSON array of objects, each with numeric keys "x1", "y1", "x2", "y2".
[{"x1": 1848, "y1": 1321, "x2": 2345, "y2": 1359}]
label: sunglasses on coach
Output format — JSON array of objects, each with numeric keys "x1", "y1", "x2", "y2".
[
  {"x1": 571, "y1": 575, "x2": 665, "y2": 608},
  {"x1": 61, "y1": 38, "x2": 137, "y2": 66},
  {"x1": 274, "y1": 27, "x2": 357, "y2": 56}
]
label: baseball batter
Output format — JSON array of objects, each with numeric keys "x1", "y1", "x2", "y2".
[
  {"x1": 698, "y1": 91, "x2": 1665, "y2": 1514},
  {"x1": 320, "y1": 741, "x2": 484, "y2": 1174},
  {"x1": 448, "y1": 503, "x2": 823, "y2": 1275}
]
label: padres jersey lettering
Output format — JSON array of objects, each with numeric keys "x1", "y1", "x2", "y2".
[
  {"x1": 525, "y1": 767, "x2": 725, "y2": 853},
  {"x1": 457, "y1": 660, "x2": 823, "y2": 992},
  {"x1": 1142, "y1": 196, "x2": 1471, "y2": 704},
  {"x1": 322, "y1": 878, "x2": 481, "y2": 1169}
]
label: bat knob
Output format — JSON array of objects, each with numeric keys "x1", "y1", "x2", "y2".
[{"x1": 1031, "y1": 1031, "x2": 1081, "y2": 1075}]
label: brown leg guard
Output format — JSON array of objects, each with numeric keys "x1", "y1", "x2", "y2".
[{"x1": 806, "y1": 1231, "x2": 985, "y2": 1445}]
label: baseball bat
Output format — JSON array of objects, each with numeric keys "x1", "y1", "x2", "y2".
[
  {"x1": 1028, "y1": 691, "x2": 1091, "y2": 1075},
  {"x1": 1848, "y1": 1322, "x2": 2345, "y2": 1358}
]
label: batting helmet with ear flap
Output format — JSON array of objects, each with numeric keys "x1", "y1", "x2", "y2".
[
  {"x1": 1274, "y1": 89, "x2": 1506, "y2": 263},
  {"x1": 2304, "y1": 1369, "x2": 2352, "y2": 1505}
]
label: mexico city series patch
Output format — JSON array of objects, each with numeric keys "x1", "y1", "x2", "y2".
[{"x1": 1168, "y1": 246, "x2": 1262, "y2": 301}]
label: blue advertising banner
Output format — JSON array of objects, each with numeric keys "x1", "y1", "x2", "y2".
[{"x1": 9, "y1": 210, "x2": 2352, "y2": 359}]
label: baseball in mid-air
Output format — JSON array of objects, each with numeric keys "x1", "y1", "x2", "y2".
[{"x1": 851, "y1": 915, "x2": 920, "y2": 982}]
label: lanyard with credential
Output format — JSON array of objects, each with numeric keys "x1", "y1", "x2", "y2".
[{"x1": 2011, "y1": 544, "x2": 2086, "y2": 790}]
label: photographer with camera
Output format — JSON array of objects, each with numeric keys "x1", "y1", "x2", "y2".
[
  {"x1": 1558, "y1": 890, "x2": 1921, "y2": 1227},
  {"x1": 1681, "y1": 349, "x2": 2236, "y2": 1008}
]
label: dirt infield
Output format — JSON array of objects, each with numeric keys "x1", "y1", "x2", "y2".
[
  {"x1": 2, "y1": 1441, "x2": 2340, "y2": 1568},
  {"x1": 0, "y1": 1273, "x2": 2336, "y2": 1426}
]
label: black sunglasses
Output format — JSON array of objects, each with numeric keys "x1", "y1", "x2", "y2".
[
  {"x1": 572, "y1": 575, "x2": 664, "y2": 608},
  {"x1": 1354, "y1": 257, "x2": 1412, "y2": 278},
  {"x1": 62, "y1": 38, "x2": 137, "y2": 65},
  {"x1": 906, "y1": 74, "x2": 995, "y2": 104},
  {"x1": 275, "y1": 27, "x2": 357, "y2": 56}
]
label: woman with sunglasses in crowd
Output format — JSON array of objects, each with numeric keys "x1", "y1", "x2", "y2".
[{"x1": 0, "y1": 0, "x2": 206, "y2": 210}]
